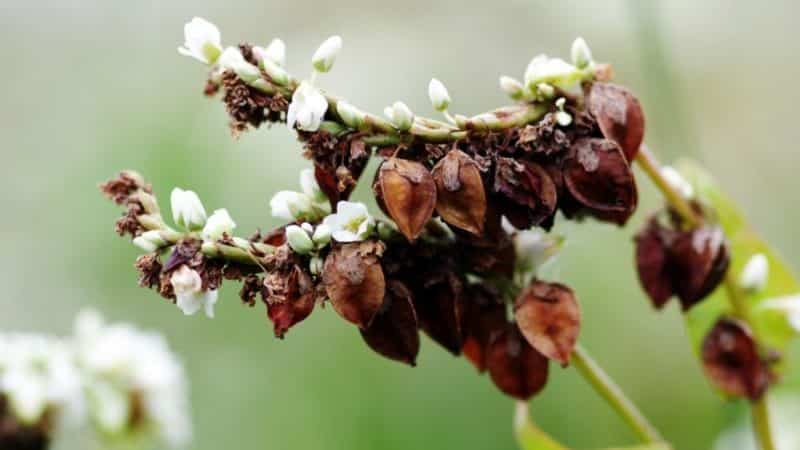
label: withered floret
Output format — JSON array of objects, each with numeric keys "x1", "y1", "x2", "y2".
[
  {"x1": 486, "y1": 323, "x2": 550, "y2": 401},
  {"x1": 323, "y1": 241, "x2": 387, "y2": 329},
  {"x1": 431, "y1": 150, "x2": 487, "y2": 235},
  {"x1": 360, "y1": 280, "x2": 421, "y2": 366},
  {"x1": 514, "y1": 280, "x2": 581, "y2": 367},
  {"x1": 375, "y1": 158, "x2": 436, "y2": 241},
  {"x1": 587, "y1": 82, "x2": 645, "y2": 162}
]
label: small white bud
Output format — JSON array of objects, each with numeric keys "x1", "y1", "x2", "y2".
[
  {"x1": 170, "y1": 188, "x2": 207, "y2": 231},
  {"x1": 177, "y1": 17, "x2": 222, "y2": 65},
  {"x1": 299, "y1": 168, "x2": 327, "y2": 204},
  {"x1": 257, "y1": 53, "x2": 289, "y2": 85},
  {"x1": 660, "y1": 166, "x2": 695, "y2": 199},
  {"x1": 499, "y1": 76, "x2": 524, "y2": 100},
  {"x1": 286, "y1": 225, "x2": 314, "y2": 254},
  {"x1": 555, "y1": 111, "x2": 573, "y2": 127},
  {"x1": 202, "y1": 208, "x2": 236, "y2": 241},
  {"x1": 740, "y1": 253, "x2": 769, "y2": 292},
  {"x1": 570, "y1": 37, "x2": 593, "y2": 70},
  {"x1": 428, "y1": 78, "x2": 451, "y2": 112},
  {"x1": 312, "y1": 223, "x2": 332, "y2": 247},
  {"x1": 217, "y1": 47, "x2": 261, "y2": 83},
  {"x1": 312, "y1": 35, "x2": 342, "y2": 73},
  {"x1": 301, "y1": 222, "x2": 314, "y2": 234},
  {"x1": 555, "y1": 97, "x2": 566, "y2": 110},
  {"x1": 269, "y1": 191, "x2": 314, "y2": 221},
  {"x1": 336, "y1": 100, "x2": 366, "y2": 128},
  {"x1": 309, "y1": 255, "x2": 324, "y2": 275},
  {"x1": 263, "y1": 38, "x2": 286, "y2": 66},
  {"x1": 536, "y1": 83, "x2": 555, "y2": 99},
  {"x1": 385, "y1": 101, "x2": 414, "y2": 131},
  {"x1": 133, "y1": 230, "x2": 167, "y2": 252},
  {"x1": 525, "y1": 55, "x2": 579, "y2": 89}
]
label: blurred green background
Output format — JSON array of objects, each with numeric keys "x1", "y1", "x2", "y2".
[{"x1": 2, "y1": 1, "x2": 799, "y2": 449}]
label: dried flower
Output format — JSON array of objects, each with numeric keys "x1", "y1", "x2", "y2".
[
  {"x1": 586, "y1": 82, "x2": 645, "y2": 161},
  {"x1": 170, "y1": 188, "x2": 207, "y2": 231},
  {"x1": 376, "y1": 158, "x2": 436, "y2": 241},
  {"x1": 360, "y1": 280, "x2": 420, "y2": 366},
  {"x1": 486, "y1": 323, "x2": 549, "y2": 400},
  {"x1": 177, "y1": 17, "x2": 222, "y2": 64},
  {"x1": 431, "y1": 150, "x2": 487, "y2": 235},
  {"x1": 170, "y1": 265, "x2": 218, "y2": 318},
  {"x1": 514, "y1": 280, "x2": 581, "y2": 367},
  {"x1": 287, "y1": 81, "x2": 328, "y2": 131},
  {"x1": 701, "y1": 318, "x2": 772, "y2": 400},
  {"x1": 322, "y1": 201, "x2": 375, "y2": 243},
  {"x1": 323, "y1": 241, "x2": 386, "y2": 328}
]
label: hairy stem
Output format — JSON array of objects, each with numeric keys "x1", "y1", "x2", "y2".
[{"x1": 571, "y1": 344, "x2": 665, "y2": 444}]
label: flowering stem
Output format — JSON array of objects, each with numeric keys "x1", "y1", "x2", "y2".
[
  {"x1": 633, "y1": 144, "x2": 777, "y2": 450},
  {"x1": 571, "y1": 344, "x2": 665, "y2": 444},
  {"x1": 513, "y1": 401, "x2": 569, "y2": 450}
]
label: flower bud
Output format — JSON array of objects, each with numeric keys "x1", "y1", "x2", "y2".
[
  {"x1": 217, "y1": 47, "x2": 261, "y2": 83},
  {"x1": 178, "y1": 17, "x2": 222, "y2": 65},
  {"x1": 428, "y1": 78, "x2": 451, "y2": 111},
  {"x1": 660, "y1": 166, "x2": 694, "y2": 199},
  {"x1": 312, "y1": 35, "x2": 342, "y2": 73},
  {"x1": 133, "y1": 230, "x2": 167, "y2": 252},
  {"x1": 257, "y1": 54, "x2": 289, "y2": 85},
  {"x1": 499, "y1": 76, "x2": 524, "y2": 100},
  {"x1": 309, "y1": 255, "x2": 324, "y2": 275},
  {"x1": 202, "y1": 208, "x2": 236, "y2": 241},
  {"x1": 263, "y1": 38, "x2": 286, "y2": 66},
  {"x1": 286, "y1": 225, "x2": 314, "y2": 255},
  {"x1": 570, "y1": 37, "x2": 593, "y2": 69},
  {"x1": 384, "y1": 101, "x2": 414, "y2": 131},
  {"x1": 270, "y1": 191, "x2": 314, "y2": 221},
  {"x1": 299, "y1": 168, "x2": 327, "y2": 204},
  {"x1": 312, "y1": 223, "x2": 332, "y2": 247},
  {"x1": 336, "y1": 100, "x2": 366, "y2": 128},
  {"x1": 536, "y1": 83, "x2": 555, "y2": 99},
  {"x1": 524, "y1": 54, "x2": 579, "y2": 89},
  {"x1": 170, "y1": 188, "x2": 207, "y2": 231},
  {"x1": 739, "y1": 253, "x2": 769, "y2": 292}
]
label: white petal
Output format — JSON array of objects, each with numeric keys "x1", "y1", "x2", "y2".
[
  {"x1": 203, "y1": 290, "x2": 219, "y2": 318},
  {"x1": 176, "y1": 292, "x2": 204, "y2": 316}
]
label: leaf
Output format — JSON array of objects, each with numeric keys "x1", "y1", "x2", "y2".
[
  {"x1": 677, "y1": 159, "x2": 800, "y2": 374},
  {"x1": 513, "y1": 402, "x2": 569, "y2": 450}
]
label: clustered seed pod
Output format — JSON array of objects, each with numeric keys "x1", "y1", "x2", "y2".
[{"x1": 634, "y1": 215, "x2": 730, "y2": 310}]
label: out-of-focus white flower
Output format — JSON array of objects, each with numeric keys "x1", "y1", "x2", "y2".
[
  {"x1": 74, "y1": 309, "x2": 192, "y2": 448},
  {"x1": 570, "y1": 37, "x2": 593, "y2": 69},
  {"x1": 524, "y1": 54, "x2": 580, "y2": 89},
  {"x1": 759, "y1": 294, "x2": 800, "y2": 333},
  {"x1": 660, "y1": 166, "x2": 695, "y2": 199},
  {"x1": 178, "y1": 17, "x2": 222, "y2": 64},
  {"x1": 270, "y1": 190, "x2": 314, "y2": 221},
  {"x1": 384, "y1": 101, "x2": 414, "y2": 131},
  {"x1": 322, "y1": 201, "x2": 375, "y2": 243},
  {"x1": 337, "y1": 100, "x2": 366, "y2": 128},
  {"x1": 739, "y1": 253, "x2": 769, "y2": 292},
  {"x1": 287, "y1": 81, "x2": 328, "y2": 132},
  {"x1": 499, "y1": 76, "x2": 524, "y2": 100},
  {"x1": 285, "y1": 225, "x2": 314, "y2": 254},
  {"x1": 428, "y1": 78, "x2": 451, "y2": 112},
  {"x1": 217, "y1": 47, "x2": 261, "y2": 83},
  {"x1": 170, "y1": 188, "x2": 207, "y2": 231},
  {"x1": 202, "y1": 209, "x2": 236, "y2": 241},
  {"x1": 133, "y1": 230, "x2": 167, "y2": 253},
  {"x1": 312, "y1": 35, "x2": 342, "y2": 73},
  {"x1": 299, "y1": 168, "x2": 327, "y2": 204},
  {"x1": 513, "y1": 229, "x2": 564, "y2": 275},
  {"x1": 170, "y1": 265, "x2": 218, "y2": 318}
]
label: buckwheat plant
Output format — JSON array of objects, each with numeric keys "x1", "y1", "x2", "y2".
[{"x1": 99, "y1": 16, "x2": 800, "y2": 450}]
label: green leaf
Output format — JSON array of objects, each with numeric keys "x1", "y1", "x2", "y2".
[
  {"x1": 514, "y1": 402, "x2": 569, "y2": 450},
  {"x1": 676, "y1": 159, "x2": 800, "y2": 374}
]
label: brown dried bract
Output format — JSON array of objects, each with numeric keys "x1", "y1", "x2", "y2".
[
  {"x1": 514, "y1": 281, "x2": 580, "y2": 367},
  {"x1": 486, "y1": 323, "x2": 550, "y2": 400},
  {"x1": 134, "y1": 254, "x2": 162, "y2": 290},
  {"x1": 376, "y1": 158, "x2": 436, "y2": 241},
  {"x1": 303, "y1": 133, "x2": 370, "y2": 207},
  {"x1": 634, "y1": 217, "x2": 675, "y2": 309},
  {"x1": 323, "y1": 241, "x2": 387, "y2": 328},
  {"x1": 493, "y1": 157, "x2": 557, "y2": 229},
  {"x1": 265, "y1": 265, "x2": 316, "y2": 338},
  {"x1": 460, "y1": 283, "x2": 507, "y2": 372},
  {"x1": 563, "y1": 138, "x2": 637, "y2": 225},
  {"x1": 702, "y1": 318, "x2": 773, "y2": 400},
  {"x1": 412, "y1": 271, "x2": 464, "y2": 355},
  {"x1": 431, "y1": 150, "x2": 487, "y2": 235},
  {"x1": 360, "y1": 280, "x2": 420, "y2": 366},
  {"x1": 99, "y1": 171, "x2": 149, "y2": 205},
  {"x1": 669, "y1": 226, "x2": 730, "y2": 310},
  {"x1": 587, "y1": 82, "x2": 645, "y2": 161}
]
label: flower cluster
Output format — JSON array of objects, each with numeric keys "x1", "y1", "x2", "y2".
[{"x1": 0, "y1": 310, "x2": 191, "y2": 450}]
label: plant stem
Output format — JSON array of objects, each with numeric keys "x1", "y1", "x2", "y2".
[
  {"x1": 513, "y1": 401, "x2": 569, "y2": 450},
  {"x1": 571, "y1": 344, "x2": 665, "y2": 444},
  {"x1": 633, "y1": 144, "x2": 777, "y2": 450}
]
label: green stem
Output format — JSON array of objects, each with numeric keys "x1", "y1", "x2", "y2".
[
  {"x1": 513, "y1": 401, "x2": 569, "y2": 450},
  {"x1": 752, "y1": 397, "x2": 777, "y2": 450},
  {"x1": 571, "y1": 344, "x2": 664, "y2": 444}
]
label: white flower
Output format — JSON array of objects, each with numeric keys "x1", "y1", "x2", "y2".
[
  {"x1": 759, "y1": 295, "x2": 800, "y2": 332},
  {"x1": 428, "y1": 78, "x2": 451, "y2": 112},
  {"x1": 384, "y1": 101, "x2": 414, "y2": 131},
  {"x1": 524, "y1": 54, "x2": 580, "y2": 89},
  {"x1": 217, "y1": 46, "x2": 261, "y2": 83},
  {"x1": 171, "y1": 188, "x2": 207, "y2": 231},
  {"x1": 513, "y1": 229, "x2": 564, "y2": 274},
  {"x1": 570, "y1": 37, "x2": 593, "y2": 69},
  {"x1": 287, "y1": 81, "x2": 328, "y2": 132},
  {"x1": 322, "y1": 201, "x2": 375, "y2": 243},
  {"x1": 285, "y1": 225, "x2": 314, "y2": 254},
  {"x1": 499, "y1": 76, "x2": 524, "y2": 100},
  {"x1": 202, "y1": 209, "x2": 236, "y2": 241},
  {"x1": 739, "y1": 253, "x2": 769, "y2": 292},
  {"x1": 312, "y1": 35, "x2": 342, "y2": 73},
  {"x1": 270, "y1": 190, "x2": 314, "y2": 221},
  {"x1": 661, "y1": 166, "x2": 695, "y2": 199},
  {"x1": 299, "y1": 168, "x2": 327, "y2": 204},
  {"x1": 177, "y1": 17, "x2": 222, "y2": 64},
  {"x1": 133, "y1": 230, "x2": 167, "y2": 253},
  {"x1": 170, "y1": 265, "x2": 218, "y2": 318}
]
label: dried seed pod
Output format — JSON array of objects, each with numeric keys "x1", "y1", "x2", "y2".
[
  {"x1": 669, "y1": 226, "x2": 730, "y2": 310},
  {"x1": 514, "y1": 281, "x2": 581, "y2": 367},
  {"x1": 360, "y1": 280, "x2": 420, "y2": 366},
  {"x1": 702, "y1": 318, "x2": 773, "y2": 400},
  {"x1": 376, "y1": 158, "x2": 437, "y2": 241},
  {"x1": 412, "y1": 271, "x2": 464, "y2": 355},
  {"x1": 493, "y1": 157, "x2": 558, "y2": 229},
  {"x1": 323, "y1": 241, "x2": 387, "y2": 328},
  {"x1": 587, "y1": 82, "x2": 645, "y2": 161},
  {"x1": 486, "y1": 323, "x2": 550, "y2": 400},
  {"x1": 265, "y1": 265, "x2": 316, "y2": 338},
  {"x1": 460, "y1": 284, "x2": 507, "y2": 372},
  {"x1": 634, "y1": 217, "x2": 675, "y2": 309},
  {"x1": 563, "y1": 138, "x2": 637, "y2": 225},
  {"x1": 431, "y1": 150, "x2": 487, "y2": 235}
]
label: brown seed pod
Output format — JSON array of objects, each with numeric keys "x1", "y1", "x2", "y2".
[
  {"x1": 460, "y1": 283, "x2": 507, "y2": 372},
  {"x1": 431, "y1": 150, "x2": 487, "y2": 235},
  {"x1": 376, "y1": 158, "x2": 437, "y2": 241},
  {"x1": 563, "y1": 138, "x2": 637, "y2": 225},
  {"x1": 323, "y1": 241, "x2": 387, "y2": 328},
  {"x1": 669, "y1": 226, "x2": 730, "y2": 311},
  {"x1": 493, "y1": 157, "x2": 558, "y2": 229},
  {"x1": 587, "y1": 82, "x2": 645, "y2": 161},
  {"x1": 486, "y1": 323, "x2": 550, "y2": 400},
  {"x1": 634, "y1": 217, "x2": 675, "y2": 309},
  {"x1": 702, "y1": 317, "x2": 773, "y2": 400},
  {"x1": 360, "y1": 280, "x2": 420, "y2": 366},
  {"x1": 412, "y1": 271, "x2": 464, "y2": 355},
  {"x1": 265, "y1": 265, "x2": 316, "y2": 338},
  {"x1": 514, "y1": 280, "x2": 581, "y2": 367}
]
